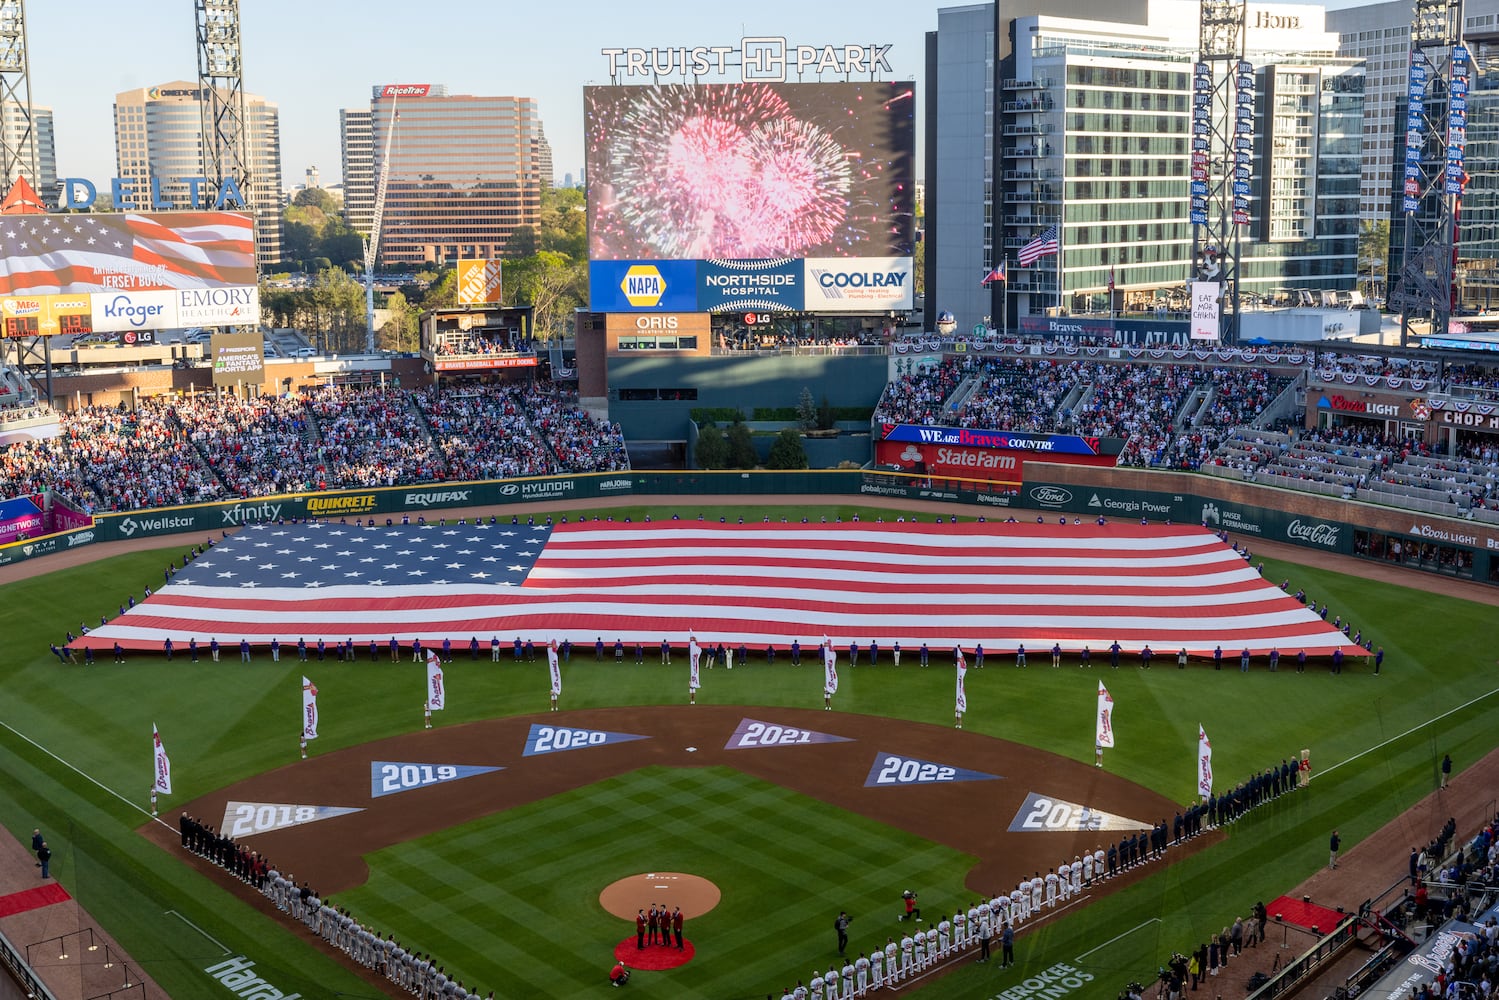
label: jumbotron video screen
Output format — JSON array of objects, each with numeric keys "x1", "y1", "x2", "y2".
[{"x1": 585, "y1": 82, "x2": 916, "y2": 261}]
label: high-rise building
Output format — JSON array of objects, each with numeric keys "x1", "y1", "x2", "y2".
[
  {"x1": 339, "y1": 85, "x2": 552, "y2": 268},
  {"x1": 339, "y1": 107, "x2": 373, "y2": 234},
  {"x1": 928, "y1": 0, "x2": 1363, "y2": 332},
  {"x1": 0, "y1": 102, "x2": 56, "y2": 200},
  {"x1": 112, "y1": 81, "x2": 283, "y2": 266}
]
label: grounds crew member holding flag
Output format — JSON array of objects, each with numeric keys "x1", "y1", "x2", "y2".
[
  {"x1": 151, "y1": 723, "x2": 172, "y2": 816},
  {"x1": 424, "y1": 649, "x2": 445, "y2": 728},
  {"x1": 823, "y1": 636, "x2": 839, "y2": 711},
  {"x1": 548, "y1": 639, "x2": 562, "y2": 711},
  {"x1": 955, "y1": 647, "x2": 968, "y2": 728},
  {"x1": 301, "y1": 676, "x2": 319, "y2": 759},
  {"x1": 1096, "y1": 681, "x2": 1115, "y2": 767},
  {"x1": 1197, "y1": 725, "x2": 1214, "y2": 800},
  {"x1": 688, "y1": 635, "x2": 701, "y2": 704}
]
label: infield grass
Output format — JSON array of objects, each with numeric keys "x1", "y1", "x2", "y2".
[{"x1": 0, "y1": 505, "x2": 1495, "y2": 1000}]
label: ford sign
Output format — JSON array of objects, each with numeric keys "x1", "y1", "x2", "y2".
[{"x1": 1029, "y1": 486, "x2": 1073, "y2": 507}]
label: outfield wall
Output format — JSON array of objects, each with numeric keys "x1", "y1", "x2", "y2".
[{"x1": 3, "y1": 467, "x2": 1496, "y2": 585}]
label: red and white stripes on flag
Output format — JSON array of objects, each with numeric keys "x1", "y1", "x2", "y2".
[
  {"x1": 1197, "y1": 725, "x2": 1214, "y2": 799},
  {"x1": 955, "y1": 648, "x2": 968, "y2": 714},
  {"x1": 1096, "y1": 682, "x2": 1115, "y2": 749},
  {"x1": 547, "y1": 640, "x2": 562, "y2": 698},
  {"x1": 425, "y1": 650, "x2": 446, "y2": 711},
  {"x1": 302, "y1": 676, "x2": 319, "y2": 740},
  {"x1": 152, "y1": 724, "x2": 172, "y2": 796},
  {"x1": 689, "y1": 637, "x2": 701, "y2": 692},
  {"x1": 823, "y1": 636, "x2": 839, "y2": 696}
]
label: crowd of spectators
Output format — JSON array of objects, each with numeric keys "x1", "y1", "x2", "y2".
[
  {"x1": 432, "y1": 333, "x2": 535, "y2": 356},
  {"x1": 720, "y1": 328, "x2": 885, "y2": 351},
  {"x1": 0, "y1": 381, "x2": 629, "y2": 512}
]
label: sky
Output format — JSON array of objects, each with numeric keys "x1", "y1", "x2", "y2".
[{"x1": 30, "y1": 0, "x2": 1360, "y2": 192}]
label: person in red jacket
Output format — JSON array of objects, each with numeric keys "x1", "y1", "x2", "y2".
[
  {"x1": 672, "y1": 906, "x2": 685, "y2": 950},
  {"x1": 635, "y1": 909, "x2": 646, "y2": 950},
  {"x1": 610, "y1": 961, "x2": 630, "y2": 986}
]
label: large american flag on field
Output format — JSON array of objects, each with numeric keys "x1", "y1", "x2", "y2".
[
  {"x1": 0, "y1": 212, "x2": 257, "y2": 294},
  {"x1": 78, "y1": 520, "x2": 1365, "y2": 656}
]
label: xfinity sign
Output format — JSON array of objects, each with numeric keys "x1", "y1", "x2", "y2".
[{"x1": 601, "y1": 38, "x2": 893, "y2": 83}]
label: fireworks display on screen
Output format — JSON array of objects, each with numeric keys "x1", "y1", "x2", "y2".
[{"x1": 586, "y1": 82, "x2": 915, "y2": 261}]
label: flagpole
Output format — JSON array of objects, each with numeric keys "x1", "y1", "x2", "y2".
[
  {"x1": 1002, "y1": 258, "x2": 1009, "y2": 341},
  {"x1": 1055, "y1": 221, "x2": 1064, "y2": 315}
]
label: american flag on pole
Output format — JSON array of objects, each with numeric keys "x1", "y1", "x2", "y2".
[
  {"x1": 1017, "y1": 224, "x2": 1059, "y2": 267},
  {"x1": 79, "y1": 521, "x2": 1364, "y2": 656},
  {"x1": 0, "y1": 212, "x2": 257, "y2": 294}
]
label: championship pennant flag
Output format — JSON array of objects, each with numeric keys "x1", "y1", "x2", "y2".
[
  {"x1": 1096, "y1": 682, "x2": 1115, "y2": 749},
  {"x1": 547, "y1": 640, "x2": 562, "y2": 699},
  {"x1": 302, "y1": 676, "x2": 319, "y2": 740},
  {"x1": 823, "y1": 636, "x2": 839, "y2": 696},
  {"x1": 424, "y1": 650, "x2": 446, "y2": 711},
  {"x1": 955, "y1": 647, "x2": 968, "y2": 714},
  {"x1": 1197, "y1": 725, "x2": 1214, "y2": 798},
  {"x1": 152, "y1": 724, "x2": 172, "y2": 796},
  {"x1": 80, "y1": 522, "x2": 1367, "y2": 656}
]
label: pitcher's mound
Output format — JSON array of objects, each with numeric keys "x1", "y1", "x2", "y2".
[
  {"x1": 599, "y1": 872, "x2": 722, "y2": 920},
  {"x1": 613, "y1": 936, "x2": 696, "y2": 971}
]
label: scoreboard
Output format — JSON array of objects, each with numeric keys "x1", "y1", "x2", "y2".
[{"x1": 0, "y1": 295, "x2": 93, "y2": 338}]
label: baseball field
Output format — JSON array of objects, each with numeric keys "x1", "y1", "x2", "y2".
[{"x1": 0, "y1": 500, "x2": 1495, "y2": 1000}]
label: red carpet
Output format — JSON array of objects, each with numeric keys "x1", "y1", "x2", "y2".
[
  {"x1": 1267, "y1": 895, "x2": 1345, "y2": 932},
  {"x1": 0, "y1": 881, "x2": 70, "y2": 917},
  {"x1": 613, "y1": 935, "x2": 695, "y2": 971}
]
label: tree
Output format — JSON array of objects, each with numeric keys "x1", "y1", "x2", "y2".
[
  {"x1": 766, "y1": 429, "x2": 808, "y2": 469},
  {"x1": 310, "y1": 267, "x2": 366, "y2": 354},
  {"x1": 506, "y1": 251, "x2": 587, "y2": 342},
  {"x1": 421, "y1": 267, "x2": 458, "y2": 310},
  {"x1": 695, "y1": 425, "x2": 728, "y2": 470},
  {"x1": 378, "y1": 290, "x2": 420, "y2": 353},
  {"x1": 293, "y1": 188, "x2": 339, "y2": 214},
  {"x1": 726, "y1": 420, "x2": 758, "y2": 468},
  {"x1": 1358, "y1": 220, "x2": 1390, "y2": 304},
  {"x1": 817, "y1": 396, "x2": 835, "y2": 431},
  {"x1": 506, "y1": 226, "x2": 539, "y2": 259},
  {"x1": 796, "y1": 387, "x2": 817, "y2": 431}
]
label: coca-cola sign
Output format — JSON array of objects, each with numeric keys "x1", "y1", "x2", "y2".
[{"x1": 1285, "y1": 518, "x2": 1341, "y2": 548}]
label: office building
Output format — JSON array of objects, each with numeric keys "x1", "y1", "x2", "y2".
[
  {"x1": 339, "y1": 85, "x2": 552, "y2": 268},
  {"x1": 928, "y1": 0, "x2": 1363, "y2": 332},
  {"x1": 113, "y1": 81, "x2": 284, "y2": 266},
  {"x1": 1, "y1": 102, "x2": 56, "y2": 201}
]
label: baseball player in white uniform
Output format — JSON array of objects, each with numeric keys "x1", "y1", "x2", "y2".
[
  {"x1": 937, "y1": 916, "x2": 951, "y2": 958},
  {"x1": 1093, "y1": 847, "x2": 1107, "y2": 881},
  {"x1": 1071, "y1": 856, "x2": 1084, "y2": 894},
  {"x1": 1045, "y1": 868, "x2": 1061, "y2": 907},
  {"x1": 1059, "y1": 859, "x2": 1075, "y2": 902},
  {"x1": 1030, "y1": 872, "x2": 1044, "y2": 913},
  {"x1": 913, "y1": 928, "x2": 927, "y2": 971},
  {"x1": 978, "y1": 899, "x2": 994, "y2": 952},
  {"x1": 855, "y1": 953, "x2": 870, "y2": 995},
  {"x1": 809, "y1": 969, "x2": 824, "y2": 1000},
  {"x1": 1083, "y1": 850, "x2": 1095, "y2": 885},
  {"x1": 1011, "y1": 885, "x2": 1027, "y2": 923},
  {"x1": 900, "y1": 931, "x2": 914, "y2": 979},
  {"x1": 884, "y1": 938, "x2": 898, "y2": 985},
  {"x1": 841, "y1": 959, "x2": 854, "y2": 998},
  {"x1": 871, "y1": 940, "x2": 886, "y2": 988}
]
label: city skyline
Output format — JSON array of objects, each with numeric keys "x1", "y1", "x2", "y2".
[{"x1": 28, "y1": 0, "x2": 1359, "y2": 194}]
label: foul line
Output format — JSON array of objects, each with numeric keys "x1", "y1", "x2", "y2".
[
  {"x1": 1318, "y1": 685, "x2": 1499, "y2": 779},
  {"x1": 1076, "y1": 916, "x2": 1161, "y2": 962},
  {"x1": 0, "y1": 717, "x2": 174, "y2": 831},
  {"x1": 165, "y1": 909, "x2": 230, "y2": 954}
]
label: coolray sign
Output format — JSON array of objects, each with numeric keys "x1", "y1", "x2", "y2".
[
  {"x1": 306, "y1": 494, "x2": 376, "y2": 516},
  {"x1": 803, "y1": 257, "x2": 913, "y2": 311},
  {"x1": 179, "y1": 285, "x2": 259, "y2": 326},
  {"x1": 203, "y1": 955, "x2": 306, "y2": 1000},
  {"x1": 587, "y1": 260, "x2": 698, "y2": 312},
  {"x1": 220, "y1": 501, "x2": 282, "y2": 526},
  {"x1": 405, "y1": 490, "x2": 472, "y2": 507},
  {"x1": 600, "y1": 38, "x2": 893, "y2": 83},
  {"x1": 91, "y1": 290, "x2": 177, "y2": 331},
  {"x1": 698, "y1": 258, "x2": 804, "y2": 313},
  {"x1": 117, "y1": 513, "x2": 194, "y2": 537},
  {"x1": 1285, "y1": 518, "x2": 1341, "y2": 548},
  {"x1": 880, "y1": 423, "x2": 1102, "y2": 456}
]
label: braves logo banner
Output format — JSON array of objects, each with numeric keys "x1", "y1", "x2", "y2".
[
  {"x1": 152, "y1": 723, "x2": 172, "y2": 796},
  {"x1": 1197, "y1": 725, "x2": 1213, "y2": 798},
  {"x1": 425, "y1": 650, "x2": 446, "y2": 711},
  {"x1": 689, "y1": 637, "x2": 702, "y2": 692},
  {"x1": 1096, "y1": 682, "x2": 1115, "y2": 749},
  {"x1": 302, "y1": 676, "x2": 319, "y2": 740},
  {"x1": 547, "y1": 640, "x2": 562, "y2": 697},
  {"x1": 955, "y1": 648, "x2": 968, "y2": 714},
  {"x1": 823, "y1": 637, "x2": 839, "y2": 696}
]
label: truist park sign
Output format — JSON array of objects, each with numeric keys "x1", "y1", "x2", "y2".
[{"x1": 601, "y1": 38, "x2": 894, "y2": 82}]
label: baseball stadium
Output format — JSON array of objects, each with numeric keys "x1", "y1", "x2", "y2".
[{"x1": 4, "y1": 11, "x2": 1499, "y2": 1000}]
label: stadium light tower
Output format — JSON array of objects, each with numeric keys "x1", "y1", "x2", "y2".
[
  {"x1": 1190, "y1": 0, "x2": 1247, "y2": 345},
  {"x1": 1391, "y1": 0, "x2": 1467, "y2": 346},
  {"x1": 196, "y1": 0, "x2": 250, "y2": 231},
  {"x1": 0, "y1": 0, "x2": 39, "y2": 196}
]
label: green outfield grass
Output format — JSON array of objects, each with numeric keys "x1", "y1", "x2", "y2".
[{"x1": 0, "y1": 505, "x2": 1495, "y2": 1000}]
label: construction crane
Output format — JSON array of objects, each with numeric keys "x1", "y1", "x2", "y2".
[{"x1": 364, "y1": 94, "x2": 401, "y2": 352}]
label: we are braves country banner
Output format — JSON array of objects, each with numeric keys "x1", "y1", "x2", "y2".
[
  {"x1": 547, "y1": 641, "x2": 561, "y2": 698},
  {"x1": 152, "y1": 724, "x2": 172, "y2": 795},
  {"x1": 302, "y1": 676, "x2": 319, "y2": 740},
  {"x1": 1096, "y1": 682, "x2": 1115, "y2": 749},
  {"x1": 823, "y1": 637, "x2": 838, "y2": 696},
  {"x1": 424, "y1": 650, "x2": 446, "y2": 711},
  {"x1": 955, "y1": 648, "x2": 968, "y2": 714},
  {"x1": 689, "y1": 637, "x2": 701, "y2": 692},
  {"x1": 1197, "y1": 725, "x2": 1213, "y2": 798}
]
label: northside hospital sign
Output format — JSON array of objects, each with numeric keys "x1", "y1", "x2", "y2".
[{"x1": 600, "y1": 37, "x2": 895, "y2": 82}]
